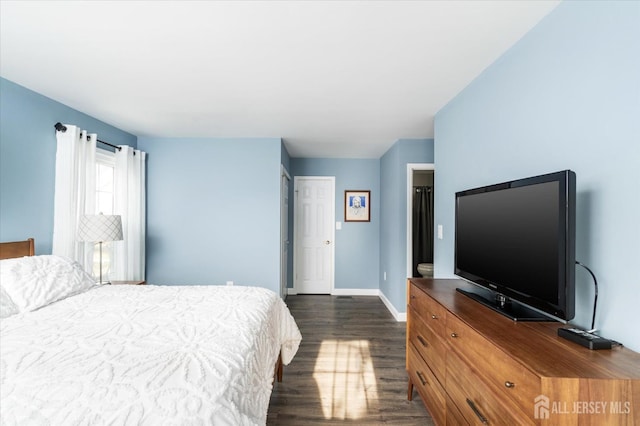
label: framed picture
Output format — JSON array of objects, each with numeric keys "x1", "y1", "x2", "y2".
[{"x1": 344, "y1": 190, "x2": 370, "y2": 222}]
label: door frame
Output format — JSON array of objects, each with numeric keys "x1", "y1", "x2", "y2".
[
  {"x1": 406, "y1": 163, "x2": 435, "y2": 278},
  {"x1": 280, "y1": 165, "x2": 291, "y2": 300},
  {"x1": 292, "y1": 176, "x2": 336, "y2": 295}
]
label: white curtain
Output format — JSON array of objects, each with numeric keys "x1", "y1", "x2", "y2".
[
  {"x1": 52, "y1": 125, "x2": 96, "y2": 270},
  {"x1": 112, "y1": 146, "x2": 146, "y2": 281}
]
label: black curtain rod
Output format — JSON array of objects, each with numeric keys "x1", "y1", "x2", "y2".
[{"x1": 54, "y1": 122, "x2": 121, "y2": 151}]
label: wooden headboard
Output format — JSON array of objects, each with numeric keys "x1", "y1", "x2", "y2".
[{"x1": 0, "y1": 238, "x2": 35, "y2": 260}]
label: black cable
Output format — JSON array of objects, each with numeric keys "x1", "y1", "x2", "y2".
[{"x1": 575, "y1": 260, "x2": 598, "y2": 331}]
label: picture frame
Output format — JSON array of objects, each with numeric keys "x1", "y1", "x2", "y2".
[{"x1": 344, "y1": 190, "x2": 371, "y2": 222}]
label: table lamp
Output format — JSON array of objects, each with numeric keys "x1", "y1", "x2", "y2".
[{"x1": 77, "y1": 214, "x2": 123, "y2": 284}]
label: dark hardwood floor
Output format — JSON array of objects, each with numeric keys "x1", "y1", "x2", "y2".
[{"x1": 267, "y1": 295, "x2": 434, "y2": 425}]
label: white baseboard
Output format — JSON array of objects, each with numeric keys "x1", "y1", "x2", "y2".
[
  {"x1": 288, "y1": 288, "x2": 380, "y2": 296},
  {"x1": 379, "y1": 290, "x2": 407, "y2": 322},
  {"x1": 331, "y1": 288, "x2": 380, "y2": 296},
  {"x1": 287, "y1": 287, "x2": 407, "y2": 322}
]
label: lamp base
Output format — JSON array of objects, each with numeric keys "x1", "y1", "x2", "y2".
[{"x1": 97, "y1": 242, "x2": 111, "y2": 286}]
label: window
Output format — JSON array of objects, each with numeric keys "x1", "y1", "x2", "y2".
[
  {"x1": 96, "y1": 149, "x2": 115, "y2": 215},
  {"x1": 92, "y1": 149, "x2": 116, "y2": 279}
]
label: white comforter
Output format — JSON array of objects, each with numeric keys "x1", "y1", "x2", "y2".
[{"x1": 0, "y1": 284, "x2": 301, "y2": 426}]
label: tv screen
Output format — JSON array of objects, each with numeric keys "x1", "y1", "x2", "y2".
[{"x1": 454, "y1": 170, "x2": 576, "y2": 321}]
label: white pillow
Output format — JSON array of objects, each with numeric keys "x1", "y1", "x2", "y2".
[
  {"x1": 0, "y1": 255, "x2": 96, "y2": 313},
  {"x1": 0, "y1": 286, "x2": 19, "y2": 319}
]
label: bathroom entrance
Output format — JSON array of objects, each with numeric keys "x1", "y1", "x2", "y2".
[{"x1": 407, "y1": 164, "x2": 434, "y2": 279}]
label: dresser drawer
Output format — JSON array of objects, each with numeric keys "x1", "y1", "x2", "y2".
[
  {"x1": 446, "y1": 393, "x2": 469, "y2": 426},
  {"x1": 445, "y1": 313, "x2": 541, "y2": 418},
  {"x1": 446, "y1": 350, "x2": 535, "y2": 425},
  {"x1": 408, "y1": 343, "x2": 446, "y2": 426},
  {"x1": 409, "y1": 284, "x2": 447, "y2": 337},
  {"x1": 408, "y1": 312, "x2": 447, "y2": 385}
]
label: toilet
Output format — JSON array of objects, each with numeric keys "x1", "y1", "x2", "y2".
[{"x1": 417, "y1": 263, "x2": 433, "y2": 278}]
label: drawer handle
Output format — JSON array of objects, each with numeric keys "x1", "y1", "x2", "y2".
[
  {"x1": 450, "y1": 332, "x2": 458, "y2": 338},
  {"x1": 416, "y1": 371, "x2": 428, "y2": 386},
  {"x1": 417, "y1": 335, "x2": 428, "y2": 347},
  {"x1": 505, "y1": 381, "x2": 515, "y2": 388},
  {"x1": 431, "y1": 314, "x2": 438, "y2": 319},
  {"x1": 466, "y1": 398, "x2": 489, "y2": 425},
  {"x1": 410, "y1": 295, "x2": 416, "y2": 299}
]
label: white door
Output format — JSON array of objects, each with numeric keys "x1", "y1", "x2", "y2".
[
  {"x1": 294, "y1": 176, "x2": 335, "y2": 294},
  {"x1": 280, "y1": 169, "x2": 290, "y2": 299}
]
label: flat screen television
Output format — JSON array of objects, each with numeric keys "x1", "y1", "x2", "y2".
[{"x1": 454, "y1": 170, "x2": 576, "y2": 322}]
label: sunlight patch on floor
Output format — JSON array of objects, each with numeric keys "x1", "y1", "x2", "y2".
[{"x1": 313, "y1": 339, "x2": 378, "y2": 420}]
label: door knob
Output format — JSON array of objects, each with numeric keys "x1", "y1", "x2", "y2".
[{"x1": 324, "y1": 240, "x2": 331, "y2": 245}]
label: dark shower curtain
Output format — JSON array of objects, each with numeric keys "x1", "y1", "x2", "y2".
[{"x1": 412, "y1": 186, "x2": 434, "y2": 277}]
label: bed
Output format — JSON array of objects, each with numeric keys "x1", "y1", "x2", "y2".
[{"x1": 0, "y1": 239, "x2": 301, "y2": 425}]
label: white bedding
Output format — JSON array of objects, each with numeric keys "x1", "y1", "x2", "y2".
[{"x1": 0, "y1": 284, "x2": 301, "y2": 426}]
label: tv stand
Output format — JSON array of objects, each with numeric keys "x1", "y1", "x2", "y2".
[
  {"x1": 407, "y1": 278, "x2": 640, "y2": 425},
  {"x1": 456, "y1": 287, "x2": 550, "y2": 321}
]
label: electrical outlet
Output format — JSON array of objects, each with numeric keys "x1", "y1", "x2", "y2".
[
  {"x1": 437, "y1": 225, "x2": 443, "y2": 239},
  {"x1": 384, "y1": 272, "x2": 387, "y2": 281},
  {"x1": 226, "y1": 281, "x2": 233, "y2": 286}
]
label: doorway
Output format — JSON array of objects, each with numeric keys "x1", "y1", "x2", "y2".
[
  {"x1": 406, "y1": 164, "x2": 435, "y2": 279},
  {"x1": 280, "y1": 166, "x2": 290, "y2": 300},
  {"x1": 293, "y1": 176, "x2": 335, "y2": 294}
]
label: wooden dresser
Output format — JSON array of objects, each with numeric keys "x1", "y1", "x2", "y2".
[{"x1": 406, "y1": 278, "x2": 640, "y2": 425}]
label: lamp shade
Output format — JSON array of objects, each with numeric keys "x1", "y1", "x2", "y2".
[{"x1": 77, "y1": 214, "x2": 123, "y2": 242}]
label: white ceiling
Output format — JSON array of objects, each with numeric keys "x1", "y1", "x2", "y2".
[{"x1": 0, "y1": 1, "x2": 559, "y2": 158}]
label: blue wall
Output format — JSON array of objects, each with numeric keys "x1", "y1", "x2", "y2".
[
  {"x1": 379, "y1": 139, "x2": 434, "y2": 312},
  {"x1": 434, "y1": 1, "x2": 639, "y2": 350},
  {"x1": 137, "y1": 137, "x2": 284, "y2": 295},
  {"x1": 0, "y1": 78, "x2": 137, "y2": 254},
  {"x1": 290, "y1": 158, "x2": 380, "y2": 291}
]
